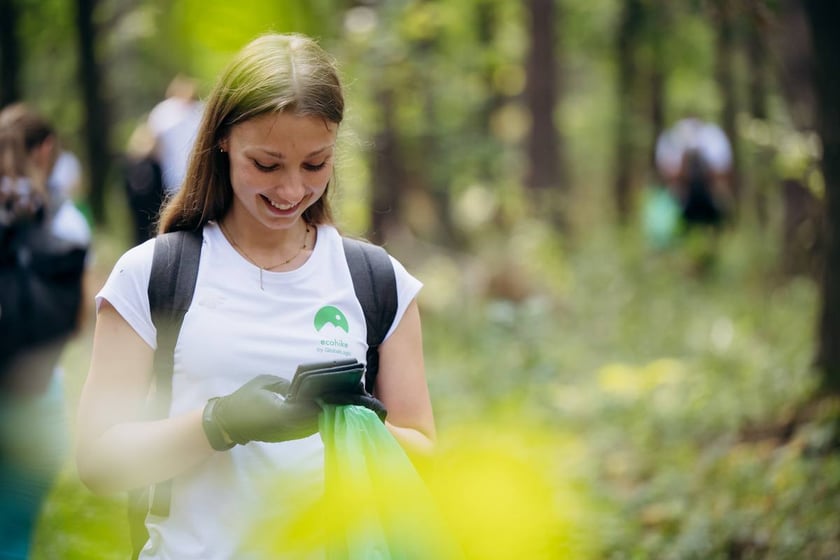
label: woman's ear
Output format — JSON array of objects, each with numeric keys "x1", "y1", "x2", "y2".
[{"x1": 219, "y1": 138, "x2": 229, "y2": 153}]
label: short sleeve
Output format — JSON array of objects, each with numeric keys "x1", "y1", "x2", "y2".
[
  {"x1": 384, "y1": 255, "x2": 423, "y2": 342},
  {"x1": 698, "y1": 124, "x2": 733, "y2": 173},
  {"x1": 655, "y1": 130, "x2": 682, "y2": 179},
  {"x1": 49, "y1": 200, "x2": 91, "y2": 248},
  {"x1": 95, "y1": 238, "x2": 157, "y2": 349}
]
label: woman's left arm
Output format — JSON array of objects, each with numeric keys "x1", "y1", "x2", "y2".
[{"x1": 375, "y1": 298, "x2": 436, "y2": 462}]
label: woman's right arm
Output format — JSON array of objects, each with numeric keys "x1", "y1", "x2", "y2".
[{"x1": 75, "y1": 301, "x2": 214, "y2": 495}]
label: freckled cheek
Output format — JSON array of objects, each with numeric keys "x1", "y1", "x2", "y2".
[
  {"x1": 314, "y1": 171, "x2": 332, "y2": 189},
  {"x1": 314, "y1": 166, "x2": 334, "y2": 188},
  {"x1": 231, "y1": 166, "x2": 270, "y2": 193}
]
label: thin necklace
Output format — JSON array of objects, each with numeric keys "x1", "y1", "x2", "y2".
[{"x1": 220, "y1": 222, "x2": 311, "y2": 290}]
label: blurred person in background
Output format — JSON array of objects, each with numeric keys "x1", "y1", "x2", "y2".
[
  {"x1": 0, "y1": 104, "x2": 90, "y2": 560},
  {"x1": 122, "y1": 119, "x2": 165, "y2": 245},
  {"x1": 120, "y1": 74, "x2": 203, "y2": 247},
  {"x1": 646, "y1": 116, "x2": 734, "y2": 272},
  {"x1": 0, "y1": 103, "x2": 91, "y2": 248},
  {"x1": 147, "y1": 74, "x2": 204, "y2": 197},
  {"x1": 655, "y1": 116, "x2": 734, "y2": 230}
]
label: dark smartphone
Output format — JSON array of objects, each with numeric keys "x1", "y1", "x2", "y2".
[{"x1": 287, "y1": 358, "x2": 364, "y2": 400}]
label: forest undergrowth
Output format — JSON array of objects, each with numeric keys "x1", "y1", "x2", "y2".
[
  {"x1": 31, "y1": 222, "x2": 839, "y2": 559},
  {"x1": 421, "y1": 223, "x2": 840, "y2": 559}
]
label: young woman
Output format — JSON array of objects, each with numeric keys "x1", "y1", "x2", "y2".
[{"x1": 76, "y1": 33, "x2": 435, "y2": 559}]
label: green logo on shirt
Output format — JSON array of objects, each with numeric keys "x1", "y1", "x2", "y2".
[{"x1": 314, "y1": 305, "x2": 349, "y2": 333}]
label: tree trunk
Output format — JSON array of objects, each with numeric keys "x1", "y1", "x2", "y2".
[
  {"x1": 75, "y1": 0, "x2": 111, "y2": 224},
  {"x1": 524, "y1": 0, "x2": 566, "y2": 226},
  {"x1": 712, "y1": 0, "x2": 742, "y2": 215},
  {"x1": 412, "y1": 24, "x2": 460, "y2": 247},
  {"x1": 369, "y1": 87, "x2": 402, "y2": 245},
  {"x1": 746, "y1": 0, "x2": 768, "y2": 121},
  {"x1": 771, "y1": 0, "x2": 816, "y2": 132},
  {"x1": 804, "y1": 0, "x2": 840, "y2": 394},
  {"x1": 613, "y1": 0, "x2": 643, "y2": 224},
  {"x1": 476, "y1": 0, "x2": 505, "y2": 180},
  {"x1": 646, "y1": 0, "x2": 668, "y2": 172},
  {"x1": 769, "y1": 0, "x2": 825, "y2": 281},
  {"x1": 0, "y1": 0, "x2": 22, "y2": 107},
  {"x1": 746, "y1": 0, "x2": 771, "y2": 228},
  {"x1": 649, "y1": 57, "x2": 665, "y2": 171}
]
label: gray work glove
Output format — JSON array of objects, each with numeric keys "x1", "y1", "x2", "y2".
[{"x1": 202, "y1": 374, "x2": 321, "y2": 450}]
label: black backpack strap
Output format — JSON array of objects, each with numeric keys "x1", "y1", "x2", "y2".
[
  {"x1": 129, "y1": 229, "x2": 202, "y2": 559},
  {"x1": 146, "y1": 229, "x2": 202, "y2": 516},
  {"x1": 342, "y1": 237, "x2": 397, "y2": 394}
]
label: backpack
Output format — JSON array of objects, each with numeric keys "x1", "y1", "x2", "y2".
[
  {"x1": 680, "y1": 148, "x2": 724, "y2": 228},
  {"x1": 128, "y1": 227, "x2": 398, "y2": 559},
  {"x1": 122, "y1": 155, "x2": 165, "y2": 245},
  {"x1": 0, "y1": 221, "x2": 87, "y2": 379}
]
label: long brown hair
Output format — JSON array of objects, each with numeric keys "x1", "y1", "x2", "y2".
[
  {"x1": 0, "y1": 125, "x2": 29, "y2": 180},
  {"x1": 0, "y1": 112, "x2": 48, "y2": 220},
  {"x1": 0, "y1": 103, "x2": 53, "y2": 197},
  {"x1": 157, "y1": 33, "x2": 345, "y2": 234}
]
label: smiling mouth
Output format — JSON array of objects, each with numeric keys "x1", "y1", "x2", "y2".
[{"x1": 263, "y1": 195, "x2": 299, "y2": 211}]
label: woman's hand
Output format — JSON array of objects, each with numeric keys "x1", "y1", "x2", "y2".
[{"x1": 203, "y1": 375, "x2": 321, "y2": 449}]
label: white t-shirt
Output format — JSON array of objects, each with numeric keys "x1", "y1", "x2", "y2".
[
  {"x1": 50, "y1": 199, "x2": 91, "y2": 248},
  {"x1": 49, "y1": 150, "x2": 82, "y2": 202},
  {"x1": 147, "y1": 98, "x2": 204, "y2": 194},
  {"x1": 655, "y1": 118, "x2": 732, "y2": 180},
  {"x1": 96, "y1": 222, "x2": 421, "y2": 560}
]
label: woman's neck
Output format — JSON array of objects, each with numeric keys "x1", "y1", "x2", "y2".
[{"x1": 219, "y1": 214, "x2": 314, "y2": 270}]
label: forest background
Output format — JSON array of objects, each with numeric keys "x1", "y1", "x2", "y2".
[{"x1": 2, "y1": 0, "x2": 839, "y2": 558}]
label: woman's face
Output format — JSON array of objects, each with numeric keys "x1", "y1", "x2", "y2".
[{"x1": 222, "y1": 111, "x2": 337, "y2": 232}]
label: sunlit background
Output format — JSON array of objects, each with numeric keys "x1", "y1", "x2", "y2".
[{"x1": 3, "y1": 0, "x2": 839, "y2": 558}]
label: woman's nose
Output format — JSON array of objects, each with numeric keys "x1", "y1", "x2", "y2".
[{"x1": 272, "y1": 169, "x2": 306, "y2": 202}]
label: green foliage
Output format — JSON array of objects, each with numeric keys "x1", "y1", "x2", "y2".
[
  {"x1": 28, "y1": 204, "x2": 839, "y2": 560},
  {"x1": 15, "y1": 0, "x2": 83, "y2": 152},
  {"x1": 33, "y1": 468, "x2": 127, "y2": 560},
  {"x1": 12, "y1": 1, "x2": 838, "y2": 557},
  {"x1": 10, "y1": 0, "x2": 771, "y2": 241},
  {"x1": 166, "y1": 0, "x2": 342, "y2": 82},
  {"x1": 419, "y1": 224, "x2": 838, "y2": 559},
  {"x1": 339, "y1": 0, "x2": 532, "y2": 214}
]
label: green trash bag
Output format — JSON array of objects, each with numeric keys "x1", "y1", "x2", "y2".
[
  {"x1": 248, "y1": 404, "x2": 463, "y2": 559},
  {"x1": 320, "y1": 404, "x2": 463, "y2": 560},
  {"x1": 642, "y1": 186, "x2": 682, "y2": 249}
]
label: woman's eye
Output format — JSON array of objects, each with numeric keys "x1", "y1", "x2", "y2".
[
  {"x1": 253, "y1": 160, "x2": 277, "y2": 172},
  {"x1": 303, "y1": 161, "x2": 327, "y2": 172}
]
